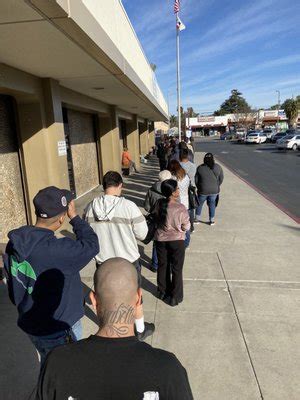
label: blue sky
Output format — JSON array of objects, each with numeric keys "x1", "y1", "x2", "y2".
[{"x1": 122, "y1": 0, "x2": 300, "y2": 115}]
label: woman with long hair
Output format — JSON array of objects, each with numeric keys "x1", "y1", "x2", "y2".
[
  {"x1": 154, "y1": 179, "x2": 190, "y2": 306},
  {"x1": 168, "y1": 159, "x2": 190, "y2": 210},
  {"x1": 194, "y1": 153, "x2": 224, "y2": 225}
]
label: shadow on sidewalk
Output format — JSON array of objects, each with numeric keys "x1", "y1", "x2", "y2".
[{"x1": 0, "y1": 284, "x2": 39, "y2": 400}]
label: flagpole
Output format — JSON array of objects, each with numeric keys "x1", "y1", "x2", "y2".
[{"x1": 176, "y1": 14, "x2": 182, "y2": 142}]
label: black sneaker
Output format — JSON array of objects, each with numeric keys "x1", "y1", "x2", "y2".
[
  {"x1": 136, "y1": 322, "x2": 155, "y2": 341},
  {"x1": 193, "y1": 219, "x2": 201, "y2": 225},
  {"x1": 209, "y1": 221, "x2": 215, "y2": 226},
  {"x1": 169, "y1": 297, "x2": 179, "y2": 307},
  {"x1": 157, "y1": 290, "x2": 166, "y2": 300}
]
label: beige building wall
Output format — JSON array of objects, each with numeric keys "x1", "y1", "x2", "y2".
[
  {"x1": 155, "y1": 121, "x2": 169, "y2": 134},
  {"x1": 0, "y1": 63, "x2": 157, "y2": 239},
  {"x1": 139, "y1": 121, "x2": 149, "y2": 155},
  {"x1": 126, "y1": 115, "x2": 140, "y2": 170},
  {"x1": 99, "y1": 107, "x2": 121, "y2": 174},
  {"x1": 149, "y1": 121, "x2": 155, "y2": 149}
]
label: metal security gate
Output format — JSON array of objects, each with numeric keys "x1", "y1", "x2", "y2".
[{"x1": 0, "y1": 95, "x2": 27, "y2": 242}]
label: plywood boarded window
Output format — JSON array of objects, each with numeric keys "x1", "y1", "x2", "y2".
[
  {"x1": 0, "y1": 95, "x2": 27, "y2": 243},
  {"x1": 66, "y1": 109, "x2": 100, "y2": 197}
]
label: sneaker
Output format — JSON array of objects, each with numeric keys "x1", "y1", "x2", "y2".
[
  {"x1": 157, "y1": 290, "x2": 166, "y2": 300},
  {"x1": 169, "y1": 297, "x2": 179, "y2": 307},
  {"x1": 136, "y1": 322, "x2": 155, "y2": 341},
  {"x1": 209, "y1": 221, "x2": 215, "y2": 226},
  {"x1": 193, "y1": 219, "x2": 201, "y2": 225}
]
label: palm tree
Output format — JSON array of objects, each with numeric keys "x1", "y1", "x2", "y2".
[
  {"x1": 284, "y1": 99, "x2": 299, "y2": 128},
  {"x1": 169, "y1": 114, "x2": 177, "y2": 128}
]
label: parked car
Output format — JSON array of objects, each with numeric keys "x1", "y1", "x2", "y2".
[
  {"x1": 271, "y1": 132, "x2": 288, "y2": 143},
  {"x1": 220, "y1": 132, "x2": 233, "y2": 140},
  {"x1": 276, "y1": 133, "x2": 300, "y2": 151},
  {"x1": 245, "y1": 132, "x2": 267, "y2": 144},
  {"x1": 235, "y1": 128, "x2": 247, "y2": 141},
  {"x1": 263, "y1": 128, "x2": 276, "y2": 141}
]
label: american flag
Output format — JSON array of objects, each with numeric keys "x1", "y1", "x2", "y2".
[{"x1": 174, "y1": 0, "x2": 180, "y2": 14}]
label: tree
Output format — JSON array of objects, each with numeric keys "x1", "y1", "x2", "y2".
[
  {"x1": 186, "y1": 107, "x2": 199, "y2": 118},
  {"x1": 169, "y1": 114, "x2": 177, "y2": 128},
  {"x1": 283, "y1": 98, "x2": 299, "y2": 128},
  {"x1": 214, "y1": 89, "x2": 251, "y2": 116},
  {"x1": 150, "y1": 63, "x2": 157, "y2": 72}
]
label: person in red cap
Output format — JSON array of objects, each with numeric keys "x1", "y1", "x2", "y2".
[{"x1": 3, "y1": 186, "x2": 99, "y2": 368}]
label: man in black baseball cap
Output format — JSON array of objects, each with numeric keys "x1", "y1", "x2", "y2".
[
  {"x1": 3, "y1": 186, "x2": 99, "y2": 368},
  {"x1": 33, "y1": 186, "x2": 75, "y2": 219}
]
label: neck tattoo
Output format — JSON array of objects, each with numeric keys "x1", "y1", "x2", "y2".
[{"x1": 99, "y1": 303, "x2": 135, "y2": 337}]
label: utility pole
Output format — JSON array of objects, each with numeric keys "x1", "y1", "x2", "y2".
[
  {"x1": 276, "y1": 90, "x2": 281, "y2": 132},
  {"x1": 176, "y1": 15, "x2": 182, "y2": 142}
]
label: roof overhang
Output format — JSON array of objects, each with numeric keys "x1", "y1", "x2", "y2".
[{"x1": 0, "y1": 0, "x2": 168, "y2": 121}]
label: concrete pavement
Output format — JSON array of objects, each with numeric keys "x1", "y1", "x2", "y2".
[{"x1": 0, "y1": 152, "x2": 299, "y2": 399}]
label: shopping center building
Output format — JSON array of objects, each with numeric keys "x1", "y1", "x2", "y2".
[
  {"x1": 186, "y1": 109, "x2": 292, "y2": 135},
  {"x1": 0, "y1": 0, "x2": 168, "y2": 243}
]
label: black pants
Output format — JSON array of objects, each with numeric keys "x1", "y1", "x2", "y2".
[
  {"x1": 155, "y1": 240, "x2": 185, "y2": 301},
  {"x1": 158, "y1": 158, "x2": 167, "y2": 171}
]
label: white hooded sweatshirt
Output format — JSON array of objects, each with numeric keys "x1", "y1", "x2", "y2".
[{"x1": 83, "y1": 195, "x2": 148, "y2": 263}]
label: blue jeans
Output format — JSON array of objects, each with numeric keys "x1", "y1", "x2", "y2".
[
  {"x1": 28, "y1": 319, "x2": 82, "y2": 368},
  {"x1": 196, "y1": 194, "x2": 218, "y2": 222},
  {"x1": 152, "y1": 242, "x2": 158, "y2": 270},
  {"x1": 184, "y1": 230, "x2": 191, "y2": 248}
]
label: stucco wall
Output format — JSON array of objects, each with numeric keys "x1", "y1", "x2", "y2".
[
  {"x1": 0, "y1": 95, "x2": 27, "y2": 242},
  {"x1": 67, "y1": 109, "x2": 99, "y2": 197}
]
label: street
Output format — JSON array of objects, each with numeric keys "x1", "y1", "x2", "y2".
[{"x1": 195, "y1": 138, "x2": 300, "y2": 222}]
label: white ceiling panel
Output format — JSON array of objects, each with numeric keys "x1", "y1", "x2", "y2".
[{"x1": 0, "y1": 20, "x2": 109, "y2": 79}]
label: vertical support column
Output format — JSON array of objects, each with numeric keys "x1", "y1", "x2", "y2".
[
  {"x1": 18, "y1": 78, "x2": 69, "y2": 221},
  {"x1": 98, "y1": 106, "x2": 121, "y2": 174},
  {"x1": 149, "y1": 121, "x2": 155, "y2": 149},
  {"x1": 139, "y1": 119, "x2": 149, "y2": 155},
  {"x1": 42, "y1": 79, "x2": 69, "y2": 186},
  {"x1": 126, "y1": 114, "x2": 141, "y2": 170}
]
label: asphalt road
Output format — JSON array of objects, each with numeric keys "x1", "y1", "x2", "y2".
[{"x1": 195, "y1": 138, "x2": 300, "y2": 222}]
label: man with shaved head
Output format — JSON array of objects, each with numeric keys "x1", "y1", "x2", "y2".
[
  {"x1": 36, "y1": 258, "x2": 193, "y2": 400},
  {"x1": 84, "y1": 170, "x2": 154, "y2": 340}
]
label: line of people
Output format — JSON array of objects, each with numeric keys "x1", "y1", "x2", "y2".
[
  {"x1": 3, "y1": 174, "x2": 193, "y2": 399},
  {"x1": 2, "y1": 142, "x2": 223, "y2": 399},
  {"x1": 144, "y1": 138, "x2": 224, "y2": 307}
]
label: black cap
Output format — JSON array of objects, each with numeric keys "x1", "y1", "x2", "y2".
[{"x1": 33, "y1": 186, "x2": 75, "y2": 219}]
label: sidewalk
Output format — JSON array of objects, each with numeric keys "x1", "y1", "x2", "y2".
[{"x1": 1, "y1": 153, "x2": 299, "y2": 399}]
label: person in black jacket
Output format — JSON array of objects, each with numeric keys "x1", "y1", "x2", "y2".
[
  {"x1": 3, "y1": 186, "x2": 99, "y2": 368},
  {"x1": 194, "y1": 153, "x2": 224, "y2": 226},
  {"x1": 156, "y1": 141, "x2": 168, "y2": 171},
  {"x1": 35, "y1": 258, "x2": 194, "y2": 400}
]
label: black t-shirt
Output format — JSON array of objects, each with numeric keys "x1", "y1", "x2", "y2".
[{"x1": 36, "y1": 335, "x2": 193, "y2": 400}]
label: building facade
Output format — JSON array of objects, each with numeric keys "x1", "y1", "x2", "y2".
[
  {"x1": 0, "y1": 0, "x2": 168, "y2": 243},
  {"x1": 186, "y1": 109, "x2": 292, "y2": 135}
]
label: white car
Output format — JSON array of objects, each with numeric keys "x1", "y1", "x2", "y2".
[
  {"x1": 245, "y1": 132, "x2": 267, "y2": 144},
  {"x1": 276, "y1": 134, "x2": 300, "y2": 151},
  {"x1": 263, "y1": 128, "x2": 276, "y2": 141},
  {"x1": 236, "y1": 128, "x2": 247, "y2": 141}
]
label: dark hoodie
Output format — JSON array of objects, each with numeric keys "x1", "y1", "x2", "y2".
[
  {"x1": 3, "y1": 216, "x2": 99, "y2": 336},
  {"x1": 144, "y1": 181, "x2": 164, "y2": 212}
]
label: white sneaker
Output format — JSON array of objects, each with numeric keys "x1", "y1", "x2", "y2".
[{"x1": 209, "y1": 221, "x2": 215, "y2": 226}]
